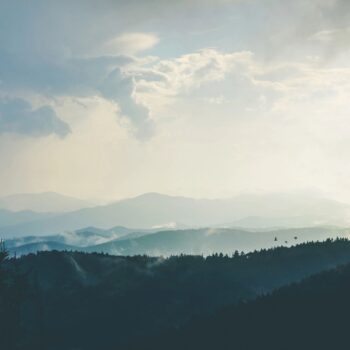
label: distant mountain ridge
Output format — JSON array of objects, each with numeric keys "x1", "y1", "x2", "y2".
[
  {"x1": 5, "y1": 226, "x2": 143, "y2": 251},
  {"x1": 0, "y1": 192, "x2": 93, "y2": 213},
  {"x1": 2, "y1": 192, "x2": 350, "y2": 237},
  {"x1": 0, "y1": 208, "x2": 57, "y2": 227}
]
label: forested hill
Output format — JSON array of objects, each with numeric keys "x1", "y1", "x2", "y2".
[
  {"x1": 3, "y1": 239, "x2": 350, "y2": 349},
  {"x1": 139, "y1": 254, "x2": 350, "y2": 350}
]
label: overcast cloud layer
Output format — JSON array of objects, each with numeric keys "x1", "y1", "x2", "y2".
[{"x1": 1, "y1": 0, "x2": 350, "y2": 202}]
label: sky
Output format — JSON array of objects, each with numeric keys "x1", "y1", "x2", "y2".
[{"x1": 1, "y1": 0, "x2": 350, "y2": 202}]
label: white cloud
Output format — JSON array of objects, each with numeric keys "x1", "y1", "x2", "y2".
[
  {"x1": 133, "y1": 49, "x2": 254, "y2": 103},
  {"x1": 102, "y1": 33, "x2": 160, "y2": 55}
]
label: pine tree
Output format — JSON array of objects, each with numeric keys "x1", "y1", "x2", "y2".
[{"x1": 0, "y1": 240, "x2": 26, "y2": 350}]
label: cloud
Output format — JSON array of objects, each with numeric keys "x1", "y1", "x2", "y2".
[
  {"x1": 0, "y1": 0, "x2": 159, "y2": 140},
  {"x1": 0, "y1": 0, "x2": 256, "y2": 142},
  {"x1": 135, "y1": 49, "x2": 254, "y2": 97},
  {"x1": 0, "y1": 98, "x2": 70, "y2": 138},
  {"x1": 131, "y1": 46, "x2": 350, "y2": 155},
  {"x1": 310, "y1": 29, "x2": 340, "y2": 43},
  {"x1": 0, "y1": 53, "x2": 134, "y2": 94},
  {"x1": 0, "y1": 52, "x2": 153, "y2": 139},
  {"x1": 3, "y1": 0, "x2": 350, "y2": 203},
  {"x1": 100, "y1": 68, "x2": 155, "y2": 139},
  {"x1": 102, "y1": 33, "x2": 160, "y2": 55},
  {"x1": 274, "y1": 0, "x2": 350, "y2": 60},
  {"x1": 309, "y1": 26, "x2": 350, "y2": 59},
  {"x1": 132, "y1": 48, "x2": 275, "y2": 120}
]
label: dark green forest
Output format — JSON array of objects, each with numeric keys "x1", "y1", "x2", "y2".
[
  {"x1": 2, "y1": 239, "x2": 350, "y2": 349},
  {"x1": 137, "y1": 254, "x2": 350, "y2": 350}
]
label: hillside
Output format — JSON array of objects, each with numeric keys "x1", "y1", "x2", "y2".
[
  {"x1": 4, "y1": 239, "x2": 350, "y2": 349},
  {"x1": 5, "y1": 226, "x2": 163, "y2": 256},
  {"x1": 5, "y1": 226, "x2": 137, "y2": 247},
  {"x1": 86, "y1": 226, "x2": 350, "y2": 256},
  {"x1": 7, "y1": 226, "x2": 350, "y2": 257},
  {"x1": 139, "y1": 253, "x2": 350, "y2": 350}
]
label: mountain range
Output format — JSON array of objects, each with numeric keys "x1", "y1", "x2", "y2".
[
  {"x1": 6, "y1": 225, "x2": 350, "y2": 257},
  {"x1": 2, "y1": 191, "x2": 350, "y2": 237}
]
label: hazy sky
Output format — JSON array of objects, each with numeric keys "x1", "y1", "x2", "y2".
[{"x1": 1, "y1": 0, "x2": 350, "y2": 201}]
